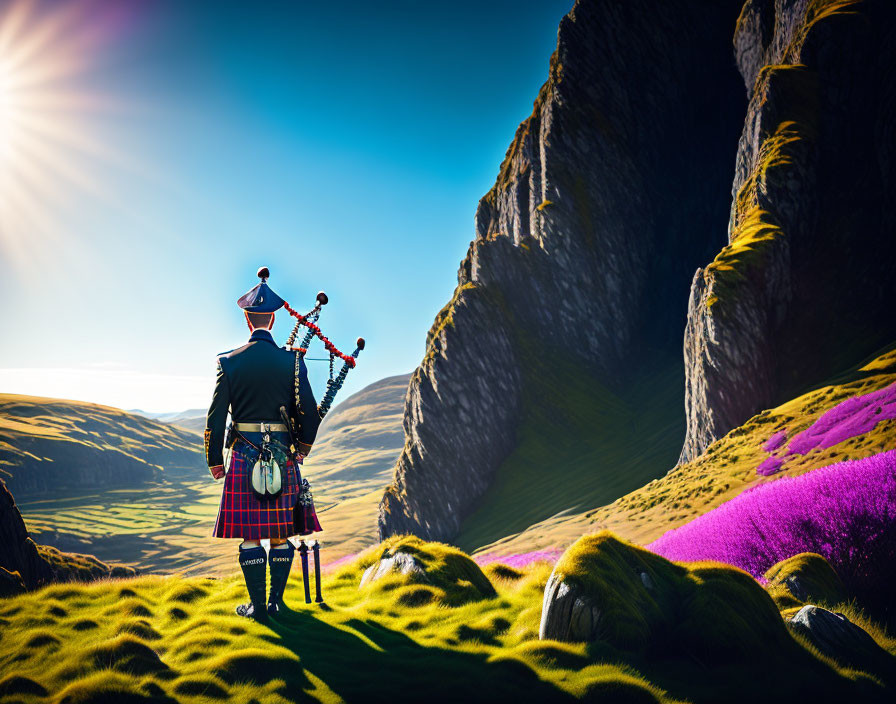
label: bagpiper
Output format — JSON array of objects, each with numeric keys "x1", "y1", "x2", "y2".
[{"x1": 205, "y1": 266, "x2": 363, "y2": 620}]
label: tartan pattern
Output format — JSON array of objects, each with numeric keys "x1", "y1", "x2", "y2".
[{"x1": 213, "y1": 448, "x2": 303, "y2": 539}]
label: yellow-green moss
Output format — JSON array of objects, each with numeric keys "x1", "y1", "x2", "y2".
[
  {"x1": 552, "y1": 531, "x2": 792, "y2": 661},
  {"x1": 764, "y1": 552, "x2": 847, "y2": 609},
  {"x1": 351, "y1": 534, "x2": 496, "y2": 605},
  {"x1": 0, "y1": 534, "x2": 893, "y2": 703}
]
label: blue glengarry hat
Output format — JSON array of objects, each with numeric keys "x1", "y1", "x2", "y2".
[{"x1": 237, "y1": 266, "x2": 285, "y2": 312}]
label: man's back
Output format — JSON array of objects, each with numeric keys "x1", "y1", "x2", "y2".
[
  {"x1": 219, "y1": 329, "x2": 296, "y2": 423},
  {"x1": 205, "y1": 328, "x2": 320, "y2": 469}
]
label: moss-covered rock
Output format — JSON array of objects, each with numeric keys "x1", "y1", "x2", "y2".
[
  {"x1": 540, "y1": 531, "x2": 793, "y2": 663},
  {"x1": 764, "y1": 552, "x2": 847, "y2": 609},
  {"x1": 788, "y1": 605, "x2": 892, "y2": 675},
  {"x1": 356, "y1": 535, "x2": 496, "y2": 606}
]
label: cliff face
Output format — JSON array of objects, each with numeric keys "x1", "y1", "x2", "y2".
[
  {"x1": 0, "y1": 478, "x2": 49, "y2": 594},
  {"x1": 379, "y1": 0, "x2": 746, "y2": 542},
  {"x1": 680, "y1": 0, "x2": 896, "y2": 461},
  {"x1": 0, "y1": 478, "x2": 133, "y2": 595}
]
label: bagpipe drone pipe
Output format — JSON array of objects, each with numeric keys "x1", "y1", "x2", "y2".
[{"x1": 281, "y1": 291, "x2": 364, "y2": 603}]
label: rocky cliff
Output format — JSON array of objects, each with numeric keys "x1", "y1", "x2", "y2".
[
  {"x1": 680, "y1": 0, "x2": 896, "y2": 461},
  {"x1": 0, "y1": 478, "x2": 134, "y2": 596},
  {"x1": 379, "y1": 0, "x2": 747, "y2": 542}
]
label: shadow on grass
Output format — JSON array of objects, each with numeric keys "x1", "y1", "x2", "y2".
[
  {"x1": 263, "y1": 605, "x2": 576, "y2": 703},
  {"x1": 586, "y1": 634, "x2": 895, "y2": 704}
]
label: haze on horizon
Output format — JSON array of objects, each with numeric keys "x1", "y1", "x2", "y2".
[{"x1": 0, "y1": 0, "x2": 571, "y2": 413}]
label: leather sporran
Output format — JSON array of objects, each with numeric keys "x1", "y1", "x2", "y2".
[{"x1": 250, "y1": 449, "x2": 283, "y2": 499}]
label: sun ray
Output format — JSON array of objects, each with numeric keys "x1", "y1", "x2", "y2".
[{"x1": 0, "y1": 0, "x2": 136, "y2": 266}]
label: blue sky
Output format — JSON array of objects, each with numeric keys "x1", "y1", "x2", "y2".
[{"x1": 0, "y1": 0, "x2": 571, "y2": 411}]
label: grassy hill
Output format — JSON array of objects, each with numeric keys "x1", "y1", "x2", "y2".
[
  {"x1": 0, "y1": 535, "x2": 891, "y2": 703},
  {"x1": 472, "y1": 344, "x2": 896, "y2": 560},
  {"x1": 0, "y1": 394, "x2": 204, "y2": 497},
  {"x1": 12, "y1": 376, "x2": 409, "y2": 576},
  {"x1": 456, "y1": 353, "x2": 685, "y2": 553}
]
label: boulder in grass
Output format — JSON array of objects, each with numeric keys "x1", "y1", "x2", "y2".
[
  {"x1": 540, "y1": 531, "x2": 795, "y2": 665},
  {"x1": 787, "y1": 605, "x2": 890, "y2": 670},
  {"x1": 539, "y1": 532, "x2": 680, "y2": 647},
  {"x1": 357, "y1": 535, "x2": 495, "y2": 606},
  {"x1": 360, "y1": 551, "x2": 428, "y2": 587},
  {"x1": 764, "y1": 553, "x2": 846, "y2": 609}
]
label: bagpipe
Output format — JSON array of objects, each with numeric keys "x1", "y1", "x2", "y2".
[
  {"x1": 282, "y1": 291, "x2": 365, "y2": 420},
  {"x1": 280, "y1": 290, "x2": 365, "y2": 604}
]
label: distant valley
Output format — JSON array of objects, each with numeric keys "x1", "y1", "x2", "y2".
[
  {"x1": 6, "y1": 375, "x2": 410, "y2": 575},
  {"x1": 129, "y1": 407, "x2": 207, "y2": 433}
]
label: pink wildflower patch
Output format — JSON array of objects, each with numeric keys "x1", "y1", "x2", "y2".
[
  {"x1": 475, "y1": 550, "x2": 562, "y2": 569},
  {"x1": 649, "y1": 450, "x2": 896, "y2": 612},
  {"x1": 756, "y1": 456, "x2": 784, "y2": 476},
  {"x1": 762, "y1": 430, "x2": 787, "y2": 452},
  {"x1": 788, "y1": 383, "x2": 896, "y2": 455}
]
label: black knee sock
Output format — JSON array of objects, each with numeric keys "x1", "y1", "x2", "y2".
[
  {"x1": 267, "y1": 542, "x2": 295, "y2": 614},
  {"x1": 238, "y1": 545, "x2": 268, "y2": 618}
]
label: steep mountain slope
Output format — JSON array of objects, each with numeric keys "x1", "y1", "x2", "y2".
[
  {"x1": 379, "y1": 0, "x2": 747, "y2": 543},
  {"x1": 473, "y1": 344, "x2": 896, "y2": 560},
  {"x1": 381, "y1": 0, "x2": 896, "y2": 548},
  {"x1": 680, "y1": 0, "x2": 896, "y2": 461},
  {"x1": 0, "y1": 394, "x2": 204, "y2": 496}
]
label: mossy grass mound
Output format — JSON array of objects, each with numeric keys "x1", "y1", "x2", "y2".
[
  {"x1": 764, "y1": 552, "x2": 847, "y2": 609},
  {"x1": 352, "y1": 535, "x2": 496, "y2": 606},
  {"x1": 0, "y1": 539, "x2": 893, "y2": 703},
  {"x1": 90, "y1": 634, "x2": 169, "y2": 675},
  {"x1": 0, "y1": 673, "x2": 48, "y2": 697},
  {"x1": 486, "y1": 563, "x2": 526, "y2": 582},
  {"x1": 547, "y1": 532, "x2": 800, "y2": 663}
]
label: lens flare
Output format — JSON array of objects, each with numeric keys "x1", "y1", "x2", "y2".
[{"x1": 0, "y1": 0, "x2": 128, "y2": 264}]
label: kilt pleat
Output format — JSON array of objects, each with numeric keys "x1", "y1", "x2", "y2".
[{"x1": 213, "y1": 448, "x2": 300, "y2": 540}]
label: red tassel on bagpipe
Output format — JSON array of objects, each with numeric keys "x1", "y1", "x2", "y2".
[{"x1": 283, "y1": 300, "x2": 357, "y2": 367}]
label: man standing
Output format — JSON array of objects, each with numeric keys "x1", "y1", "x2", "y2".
[{"x1": 205, "y1": 267, "x2": 321, "y2": 620}]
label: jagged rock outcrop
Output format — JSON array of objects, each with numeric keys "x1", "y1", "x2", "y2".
[
  {"x1": 379, "y1": 0, "x2": 746, "y2": 542},
  {"x1": 788, "y1": 605, "x2": 889, "y2": 668},
  {"x1": 0, "y1": 478, "x2": 134, "y2": 594},
  {"x1": 0, "y1": 478, "x2": 52, "y2": 591},
  {"x1": 680, "y1": 0, "x2": 896, "y2": 462}
]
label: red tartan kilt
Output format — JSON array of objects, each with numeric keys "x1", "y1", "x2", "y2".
[{"x1": 213, "y1": 449, "x2": 313, "y2": 540}]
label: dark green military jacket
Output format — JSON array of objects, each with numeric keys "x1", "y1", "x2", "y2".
[{"x1": 205, "y1": 329, "x2": 320, "y2": 469}]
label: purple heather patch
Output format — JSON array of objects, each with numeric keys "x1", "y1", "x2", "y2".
[
  {"x1": 763, "y1": 430, "x2": 788, "y2": 452},
  {"x1": 474, "y1": 550, "x2": 562, "y2": 569},
  {"x1": 788, "y1": 382, "x2": 896, "y2": 455},
  {"x1": 756, "y1": 455, "x2": 784, "y2": 476},
  {"x1": 649, "y1": 449, "x2": 896, "y2": 605}
]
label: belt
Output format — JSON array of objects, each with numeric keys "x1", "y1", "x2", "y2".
[{"x1": 233, "y1": 422, "x2": 289, "y2": 433}]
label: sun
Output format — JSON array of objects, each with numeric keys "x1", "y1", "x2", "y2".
[{"x1": 0, "y1": 0, "x2": 121, "y2": 263}]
